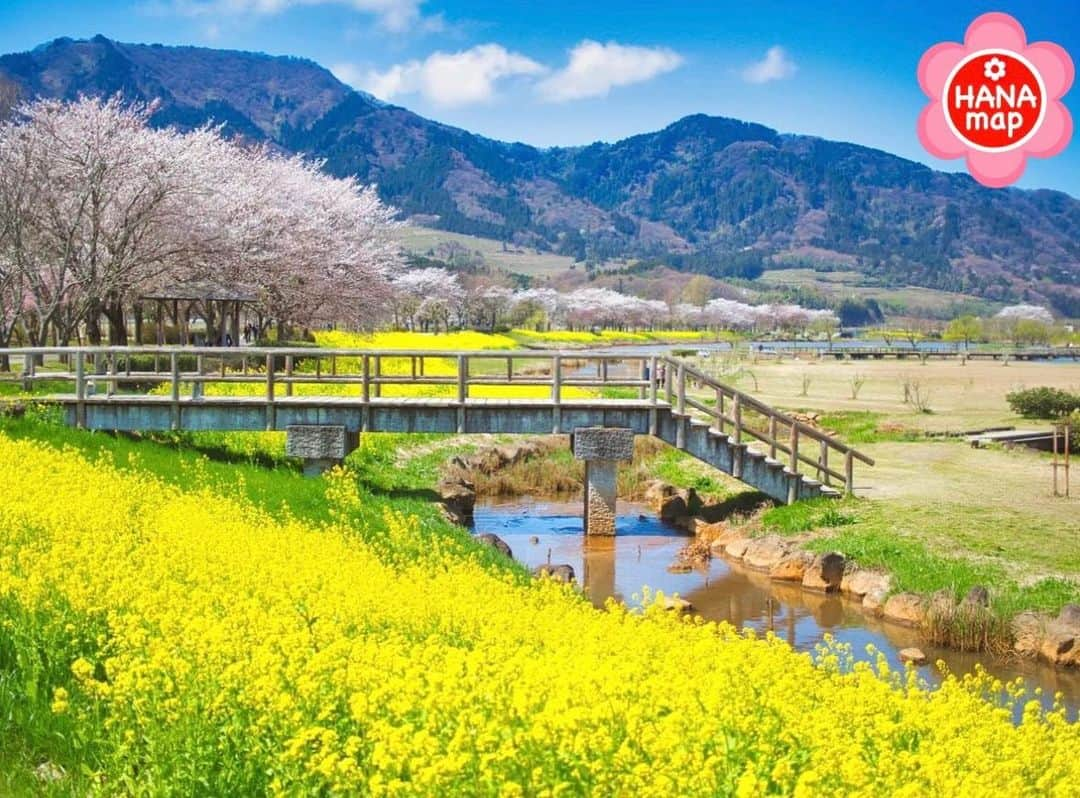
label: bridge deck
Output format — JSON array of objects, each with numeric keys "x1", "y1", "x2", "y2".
[{"x1": 4, "y1": 346, "x2": 874, "y2": 503}]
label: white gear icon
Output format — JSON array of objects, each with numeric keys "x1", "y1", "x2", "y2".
[{"x1": 984, "y1": 57, "x2": 1007, "y2": 81}]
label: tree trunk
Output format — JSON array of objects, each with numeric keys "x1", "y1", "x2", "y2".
[
  {"x1": 104, "y1": 299, "x2": 128, "y2": 346},
  {"x1": 86, "y1": 299, "x2": 104, "y2": 346}
]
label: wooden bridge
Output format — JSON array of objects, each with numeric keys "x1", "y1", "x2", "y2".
[
  {"x1": 767, "y1": 345, "x2": 1079, "y2": 362},
  {"x1": 3, "y1": 346, "x2": 874, "y2": 504}
]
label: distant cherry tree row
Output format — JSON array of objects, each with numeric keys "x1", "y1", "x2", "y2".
[{"x1": 388, "y1": 269, "x2": 839, "y2": 334}]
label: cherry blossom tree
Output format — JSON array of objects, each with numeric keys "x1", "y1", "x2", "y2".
[
  {"x1": 994, "y1": 304, "x2": 1055, "y2": 346},
  {"x1": 0, "y1": 95, "x2": 401, "y2": 348}
]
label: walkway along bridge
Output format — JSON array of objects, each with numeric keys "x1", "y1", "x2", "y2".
[{"x1": 5, "y1": 347, "x2": 874, "y2": 518}]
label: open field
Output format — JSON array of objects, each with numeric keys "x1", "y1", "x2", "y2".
[
  {"x1": 708, "y1": 355, "x2": 1080, "y2": 433},
  {"x1": 396, "y1": 225, "x2": 578, "y2": 277}
]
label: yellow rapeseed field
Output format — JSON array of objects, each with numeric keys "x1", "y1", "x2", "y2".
[
  {"x1": 0, "y1": 433, "x2": 1077, "y2": 795},
  {"x1": 179, "y1": 330, "x2": 591, "y2": 400}
]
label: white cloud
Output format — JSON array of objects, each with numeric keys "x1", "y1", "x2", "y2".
[
  {"x1": 536, "y1": 40, "x2": 683, "y2": 103},
  {"x1": 741, "y1": 45, "x2": 797, "y2": 84},
  {"x1": 355, "y1": 44, "x2": 545, "y2": 107},
  {"x1": 160, "y1": 0, "x2": 426, "y2": 33}
]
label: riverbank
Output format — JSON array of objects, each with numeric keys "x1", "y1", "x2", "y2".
[{"x1": 436, "y1": 434, "x2": 1080, "y2": 667}]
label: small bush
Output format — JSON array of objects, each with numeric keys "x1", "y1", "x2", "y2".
[{"x1": 1006, "y1": 386, "x2": 1080, "y2": 419}]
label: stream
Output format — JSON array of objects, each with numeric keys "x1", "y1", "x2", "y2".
[{"x1": 474, "y1": 498, "x2": 1080, "y2": 720}]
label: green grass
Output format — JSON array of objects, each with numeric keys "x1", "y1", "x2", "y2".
[
  {"x1": 815, "y1": 411, "x2": 923, "y2": 445},
  {"x1": 762, "y1": 497, "x2": 1080, "y2": 619}
]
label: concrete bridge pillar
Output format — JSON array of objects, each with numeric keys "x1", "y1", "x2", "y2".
[
  {"x1": 286, "y1": 425, "x2": 359, "y2": 477},
  {"x1": 572, "y1": 427, "x2": 634, "y2": 536}
]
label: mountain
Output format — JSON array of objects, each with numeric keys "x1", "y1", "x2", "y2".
[{"x1": 2, "y1": 36, "x2": 1078, "y2": 315}]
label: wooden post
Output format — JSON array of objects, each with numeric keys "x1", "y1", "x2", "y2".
[
  {"x1": 552, "y1": 354, "x2": 562, "y2": 434},
  {"x1": 1054, "y1": 424, "x2": 1060, "y2": 497},
  {"x1": 732, "y1": 394, "x2": 743, "y2": 479},
  {"x1": 361, "y1": 355, "x2": 370, "y2": 434},
  {"x1": 264, "y1": 353, "x2": 275, "y2": 431},
  {"x1": 75, "y1": 351, "x2": 86, "y2": 429},
  {"x1": 107, "y1": 352, "x2": 117, "y2": 397},
  {"x1": 733, "y1": 394, "x2": 742, "y2": 445},
  {"x1": 285, "y1": 355, "x2": 294, "y2": 398},
  {"x1": 676, "y1": 362, "x2": 686, "y2": 416},
  {"x1": 845, "y1": 451, "x2": 855, "y2": 496},
  {"x1": 506, "y1": 356, "x2": 513, "y2": 383},
  {"x1": 457, "y1": 354, "x2": 467, "y2": 434},
  {"x1": 788, "y1": 424, "x2": 801, "y2": 505},
  {"x1": 170, "y1": 352, "x2": 181, "y2": 431},
  {"x1": 374, "y1": 355, "x2": 382, "y2": 399},
  {"x1": 768, "y1": 416, "x2": 777, "y2": 459},
  {"x1": 648, "y1": 356, "x2": 658, "y2": 436},
  {"x1": 639, "y1": 358, "x2": 647, "y2": 400},
  {"x1": 819, "y1": 439, "x2": 829, "y2": 485},
  {"x1": 193, "y1": 354, "x2": 204, "y2": 400},
  {"x1": 21, "y1": 353, "x2": 32, "y2": 392},
  {"x1": 717, "y1": 389, "x2": 725, "y2": 435}
]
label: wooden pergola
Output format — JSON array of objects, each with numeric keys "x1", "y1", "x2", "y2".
[{"x1": 141, "y1": 282, "x2": 257, "y2": 346}]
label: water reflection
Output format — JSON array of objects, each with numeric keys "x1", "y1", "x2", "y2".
[{"x1": 473, "y1": 498, "x2": 1080, "y2": 720}]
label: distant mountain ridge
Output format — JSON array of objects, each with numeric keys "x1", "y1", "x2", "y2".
[{"x1": 2, "y1": 35, "x2": 1078, "y2": 315}]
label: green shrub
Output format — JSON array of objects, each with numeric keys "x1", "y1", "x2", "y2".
[{"x1": 1005, "y1": 386, "x2": 1080, "y2": 419}]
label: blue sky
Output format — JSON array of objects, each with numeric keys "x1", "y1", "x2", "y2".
[{"x1": 2, "y1": 1, "x2": 1079, "y2": 195}]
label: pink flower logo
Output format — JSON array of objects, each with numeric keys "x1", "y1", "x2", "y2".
[{"x1": 917, "y1": 12, "x2": 1074, "y2": 187}]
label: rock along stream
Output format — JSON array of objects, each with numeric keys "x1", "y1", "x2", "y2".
[{"x1": 474, "y1": 499, "x2": 1080, "y2": 721}]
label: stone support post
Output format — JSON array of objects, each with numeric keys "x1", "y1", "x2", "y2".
[
  {"x1": 572, "y1": 427, "x2": 634, "y2": 536},
  {"x1": 286, "y1": 425, "x2": 359, "y2": 477}
]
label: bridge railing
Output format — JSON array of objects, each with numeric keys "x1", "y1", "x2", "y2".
[
  {"x1": 658, "y1": 356, "x2": 874, "y2": 494},
  {"x1": 1, "y1": 346, "x2": 873, "y2": 494}
]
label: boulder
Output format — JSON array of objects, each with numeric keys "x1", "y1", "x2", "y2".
[
  {"x1": 474, "y1": 533, "x2": 512, "y2": 559},
  {"x1": 662, "y1": 596, "x2": 693, "y2": 613},
  {"x1": 1012, "y1": 611, "x2": 1045, "y2": 657},
  {"x1": 534, "y1": 563, "x2": 575, "y2": 583},
  {"x1": 882, "y1": 593, "x2": 926, "y2": 627},
  {"x1": 34, "y1": 762, "x2": 65, "y2": 784},
  {"x1": 643, "y1": 480, "x2": 676, "y2": 509},
  {"x1": 963, "y1": 585, "x2": 990, "y2": 607},
  {"x1": 899, "y1": 647, "x2": 928, "y2": 665},
  {"x1": 1040, "y1": 633, "x2": 1075, "y2": 664},
  {"x1": 841, "y1": 569, "x2": 891, "y2": 599},
  {"x1": 743, "y1": 536, "x2": 791, "y2": 570},
  {"x1": 659, "y1": 494, "x2": 688, "y2": 523},
  {"x1": 1041, "y1": 611, "x2": 1080, "y2": 666},
  {"x1": 802, "y1": 552, "x2": 845, "y2": 592},
  {"x1": 690, "y1": 519, "x2": 729, "y2": 539},
  {"x1": 677, "y1": 488, "x2": 704, "y2": 516},
  {"x1": 673, "y1": 514, "x2": 696, "y2": 532},
  {"x1": 769, "y1": 551, "x2": 813, "y2": 582},
  {"x1": 494, "y1": 444, "x2": 534, "y2": 467},
  {"x1": 666, "y1": 562, "x2": 692, "y2": 574},
  {"x1": 724, "y1": 537, "x2": 752, "y2": 561},
  {"x1": 437, "y1": 480, "x2": 475, "y2": 525},
  {"x1": 862, "y1": 588, "x2": 888, "y2": 616},
  {"x1": 1057, "y1": 603, "x2": 1080, "y2": 632}
]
